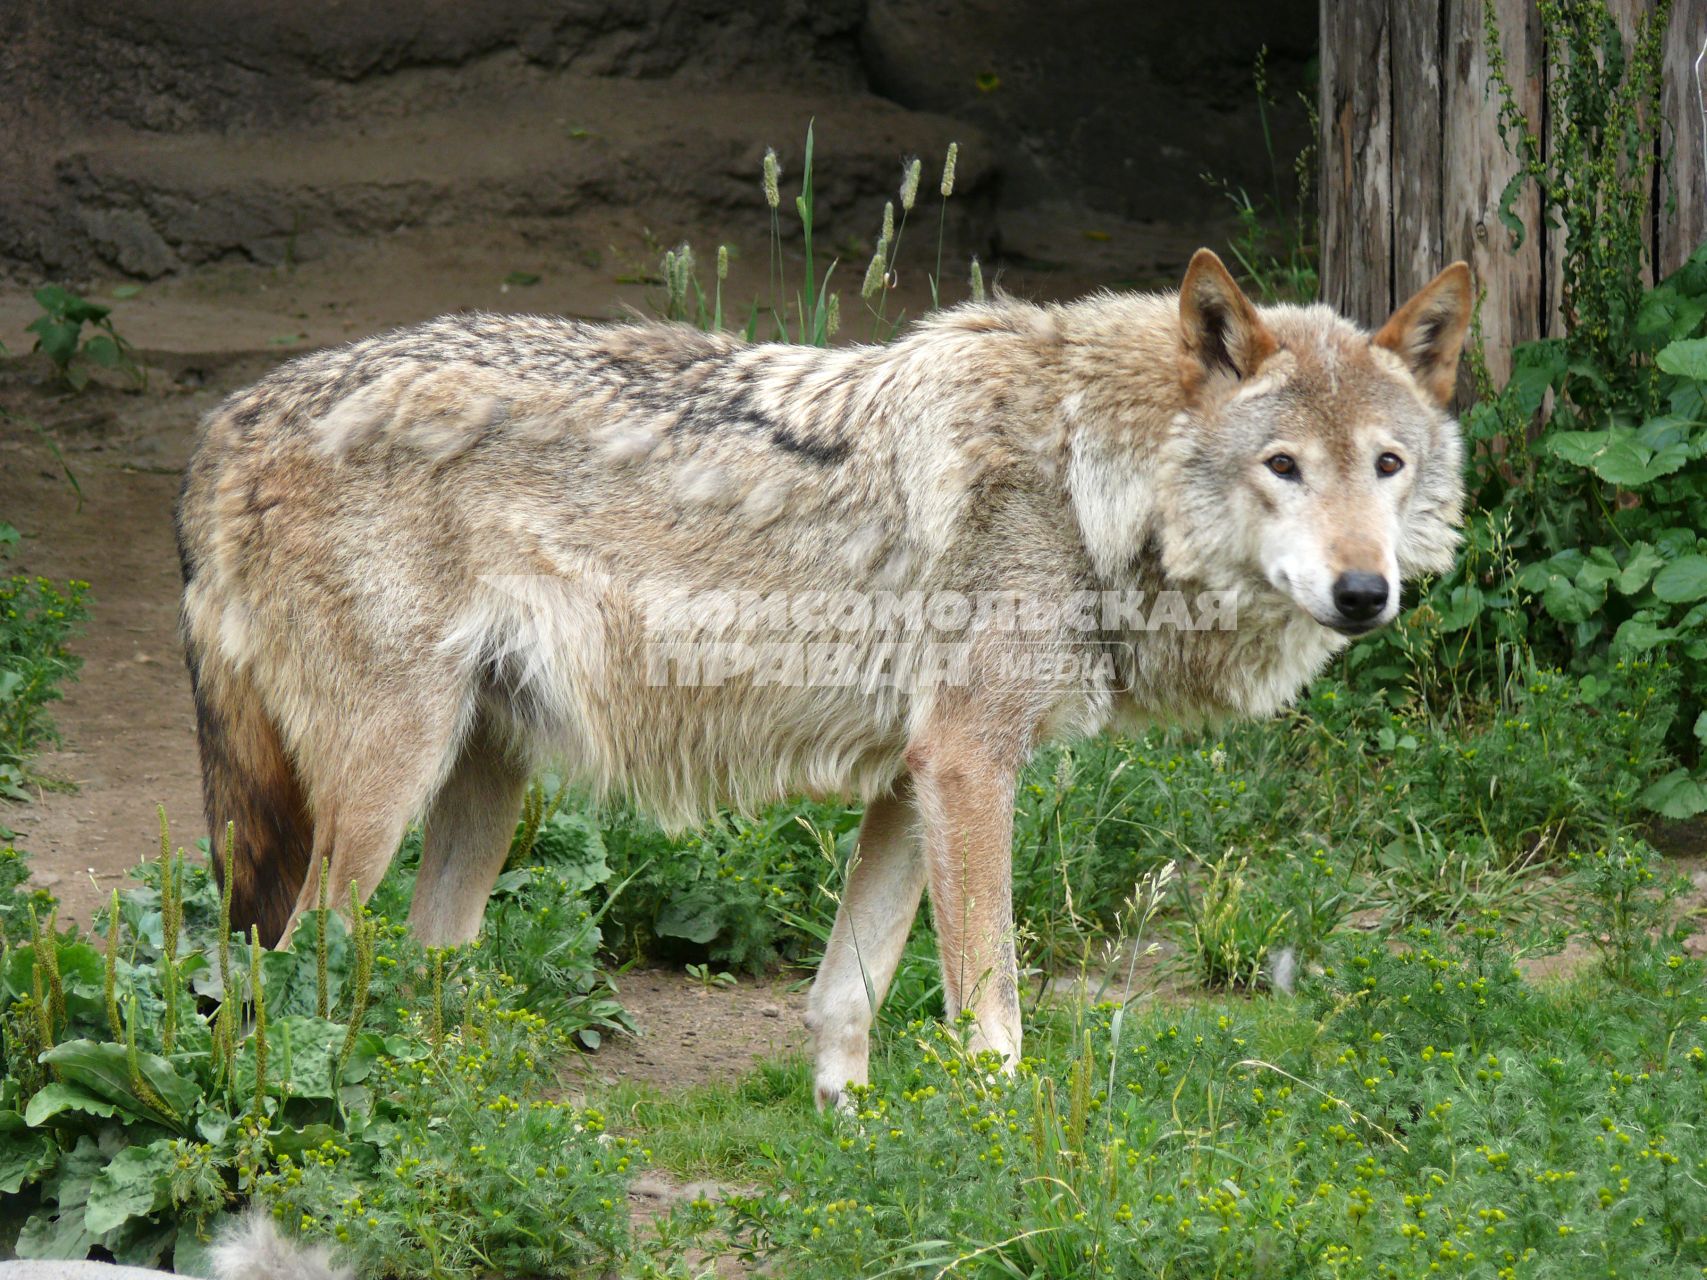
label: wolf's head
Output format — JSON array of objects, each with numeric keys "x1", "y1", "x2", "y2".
[{"x1": 1161, "y1": 249, "x2": 1471, "y2": 636}]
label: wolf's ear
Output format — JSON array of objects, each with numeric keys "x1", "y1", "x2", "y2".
[
  {"x1": 1178, "y1": 248, "x2": 1276, "y2": 386},
  {"x1": 1374, "y1": 263, "x2": 1473, "y2": 406}
]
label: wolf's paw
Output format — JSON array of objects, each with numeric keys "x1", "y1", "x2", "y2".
[
  {"x1": 809, "y1": 1020, "x2": 870, "y2": 1112},
  {"x1": 814, "y1": 1078, "x2": 853, "y2": 1113}
]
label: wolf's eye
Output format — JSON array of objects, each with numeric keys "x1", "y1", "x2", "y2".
[
  {"x1": 1376, "y1": 452, "x2": 1405, "y2": 477},
  {"x1": 1266, "y1": 453, "x2": 1299, "y2": 479}
]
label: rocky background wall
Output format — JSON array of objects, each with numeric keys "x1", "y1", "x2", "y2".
[{"x1": 2, "y1": 0, "x2": 1315, "y2": 281}]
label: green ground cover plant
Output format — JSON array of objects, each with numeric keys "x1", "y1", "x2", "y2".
[
  {"x1": 0, "y1": 822, "x2": 636, "y2": 1275},
  {"x1": 0, "y1": 564, "x2": 88, "y2": 801},
  {"x1": 25, "y1": 285, "x2": 143, "y2": 392},
  {"x1": 630, "y1": 899, "x2": 1707, "y2": 1279}
]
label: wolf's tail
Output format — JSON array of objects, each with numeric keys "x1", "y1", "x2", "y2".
[
  {"x1": 187, "y1": 632, "x2": 313, "y2": 949},
  {"x1": 213, "y1": 1207, "x2": 352, "y2": 1280}
]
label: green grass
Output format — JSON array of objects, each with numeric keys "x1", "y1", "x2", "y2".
[{"x1": 612, "y1": 913, "x2": 1707, "y2": 1279}]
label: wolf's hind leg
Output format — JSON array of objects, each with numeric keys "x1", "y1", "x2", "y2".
[
  {"x1": 806, "y1": 778, "x2": 926, "y2": 1110},
  {"x1": 279, "y1": 691, "x2": 464, "y2": 946},
  {"x1": 409, "y1": 708, "x2": 530, "y2": 947}
]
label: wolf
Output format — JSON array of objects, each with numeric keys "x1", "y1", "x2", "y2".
[{"x1": 175, "y1": 248, "x2": 1471, "y2": 1107}]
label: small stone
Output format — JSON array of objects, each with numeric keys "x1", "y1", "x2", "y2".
[
  {"x1": 681, "y1": 1180, "x2": 731, "y2": 1203},
  {"x1": 629, "y1": 1173, "x2": 674, "y2": 1202},
  {"x1": 760, "y1": 1003, "x2": 781, "y2": 1019}
]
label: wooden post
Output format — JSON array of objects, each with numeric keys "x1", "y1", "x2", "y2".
[
  {"x1": 1319, "y1": 3, "x2": 1393, "y2": 328},
  {"x1": 1446, "y1": 0, "x2": 1544, "y2": 388},
  {"x1": 1661, "y1": 0, "x2": 1707, "y2": 274},
  {"x1": 1391, "y1": 0, "x2": 1446, "y2": 306},
  {"x1": 1320, "y1": 0, "x2": 1703, "y2": 387}
]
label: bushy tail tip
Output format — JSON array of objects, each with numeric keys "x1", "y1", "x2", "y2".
[{"x1": 211, "y1": 1208, "x2": 353, "y2": 1280}]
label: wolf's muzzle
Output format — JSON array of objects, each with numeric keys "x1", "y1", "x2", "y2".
[{"x1": 1330, "y1": 571, "x2": 1389, "y2": 632}]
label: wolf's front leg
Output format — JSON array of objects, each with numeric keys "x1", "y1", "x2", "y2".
[
  {"x1": 806, "y1": 780, "x2": 927, "y2": 1110},
  {"x1": 908, "y1": 731, "x2": 1022, "y2": 1069}
]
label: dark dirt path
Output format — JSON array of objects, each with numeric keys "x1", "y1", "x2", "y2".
[{"x1": 1, "y1": 358, "x2": 246, "y2": 924}]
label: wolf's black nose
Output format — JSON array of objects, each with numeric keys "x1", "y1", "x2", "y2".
[{"x1": 1332, "y1": 572, "x2": 1389, "y2": 623}]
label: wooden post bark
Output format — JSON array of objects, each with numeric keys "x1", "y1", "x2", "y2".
[
  {"x1": 1445, "y1": 0, "x2": 1544, "y2": 388},
  {"x1": 1320, "y1": 3, "x2": 1393, "y2": 328},
  {"x1": 1320, "y1": 0, "x2": 1703, "y2": 387},
  {"x1": 1661, "y1": 0, "x2": 1707, "y2": 274}
]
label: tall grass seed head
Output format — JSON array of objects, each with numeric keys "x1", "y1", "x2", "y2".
[
  {"x1": 881, "y1": 201, "x2": 894, "y2": 244},
  {"x1": 716, "y1": 244, "x2": 729, "y2": 281},
  {"x1": 940, "y1": 142, "x2": 959, "y2": 198},
  {"x1": 970, "y1": 255, "x2": 985, "y2": 303},
  {"x1": 861, "y1": 239, "x2": 890, "y2": 300},
  {"x1": 900, "y1": 157, "x2": 922, "y2": 212},
  {"x1": 763, "y1": 148, "x2": 780, "y2": 209}
]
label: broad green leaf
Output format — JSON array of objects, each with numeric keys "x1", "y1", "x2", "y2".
[
  {"x1": 1612, "y1": 617, "x2": 1680, "y2": 652},
  {"x1": 83, "y1": 334, "x2": 121, "y2": 368},
  {"x1": 32, "y1": 284, "x2": 76, "y2": 313},
  {"x1": 1515, "y1": 561, "x2": 1555, "y2": 593},
  {"x1": 1600, "y1": 438, "x2": 1690, "y2": 484},
  {"x1": 655, "y1": 887, "x2": 725, "y2": 945},
  {"x1": 1577, "y1": 548, "x2": 1620, "y2": 591},
  {"x1": 1616, "y1": 543, "x2": 1666, "y2": 594},
  {"x1": 105, "y1": 1215, "x2": 176, "y2": 1268},
  {"x1": 41, "y1": 1040, "x2": 200, "y2": 1127},
  {"x1": 268, "y1": 1015, "x2": 350, "y2": 1100},
  {"x1": 15, "y1": 1135, "x2": 102, "y2": 1259},
  {"x1": 262, "y1": 911, "x2": 351, "y2": 1017},
  {"x1": 1543, "y1": 430, "x2": 1608, "y2": 469},
  {"x1": 22, "y1": 1081, "x2": 124, "y2": 1127},
  {"x1": 1637, "y1": 414, "x2": 1701, "y2": 449},
  {"x1": 1696, "y1": 710, "x2": 1707, "y2": 747},
  {"x1": 1641, "y1": 768, "x2": 1707, "y2": 819},
  {"x1": 1657, "y1": 335, "x2": 1707, "y2": 380},
  {"x1": 1434, "y1": 583, "x2": 1484, "y2": 632},
  {"x1": 1508, "y1": 363, "x2": 1563, "y2": 418},
  {"x1": 1541, "y1": 574, "x2": 1603, "y2": 624},
  {"x1": 28, "y1": 317, "x2": 80, "y2": 367},
  {"x1": 85, "y1": 1139, "x2": 174, "y2": 1235},
  {"x1": 0, "y1": 1111, "x2": 58, "y2": 1193},
  {"x1": 1653, "y1": 555, "x2": 1707, "y2": 603},
  {"x1": 267, "y1": 1122, "x2": 343, "y2": 1163},
  {"x1": 1656, "y1": 527, "x2": 1704, "y2": 558},
  {"x1": 1550, "y1": 428, "x2": 1690, "y2": 486},
  {"x1": 1670, "y1": 377, "x2": 1707, "y2": 420},
  {"x1": 340, "y1": 1028, "x2": 386, "y2": 1084},
  {"x1": 1637, "y1": 288, "x2": 1707, "y2": 344}
]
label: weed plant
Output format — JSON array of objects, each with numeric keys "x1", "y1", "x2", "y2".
[
  {"x1": 0, "y1": 820, "x2": 635, "y2": 1274},
  {"x1": 0, "y1": 571, "x2": 88, "y2": 800}
]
